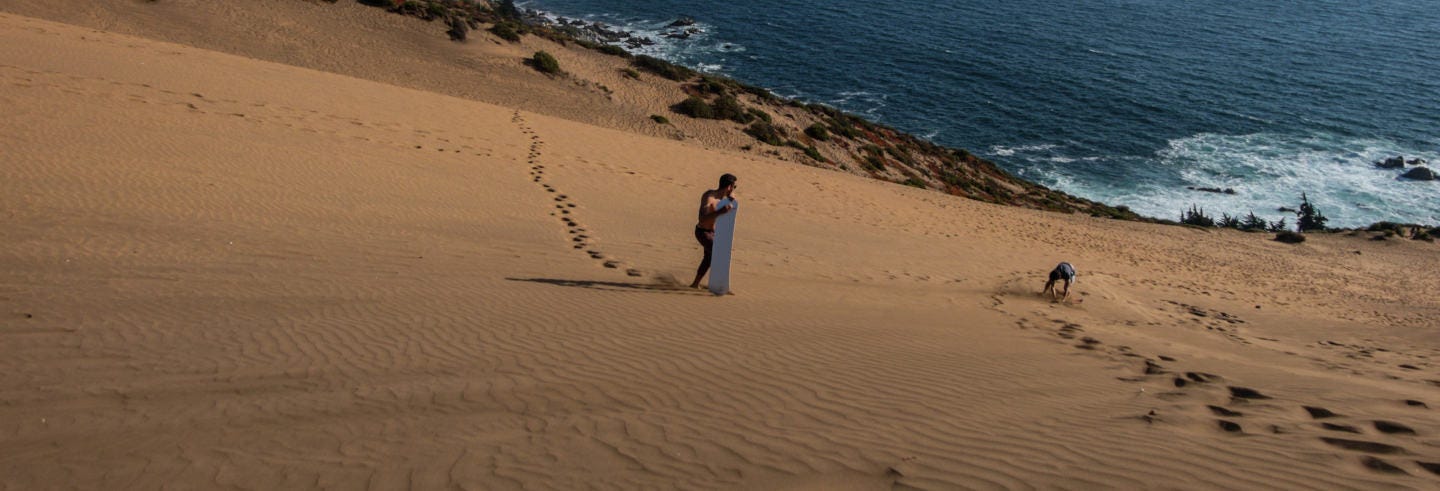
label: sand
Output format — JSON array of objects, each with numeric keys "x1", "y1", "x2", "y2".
[{"x1": 2, "y1": 2, "x2": 1439, "y2": 489}]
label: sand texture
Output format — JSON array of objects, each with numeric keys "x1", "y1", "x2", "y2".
[{"x1": 3, "y1": 3, "x2": 1440, "y2": 489}]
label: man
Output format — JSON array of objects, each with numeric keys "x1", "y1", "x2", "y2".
[
  {"x1": 1043, "y1": 262, "x2": 1076, "y2": 302},
  {"x1": 690, "y1": 173, "x2": 737, "y2": 289}
]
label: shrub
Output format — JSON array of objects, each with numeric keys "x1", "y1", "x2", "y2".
[
  {"x1": 633, "y1": 55, "x2": 695, "y2": 81},
  {"x1": 621, "y1": 68, "x2": 640, "y2": 79},
  {"x1": 829, "y1": 118, "x2": 862, "y2": 138},
  {"x1": 1367, "y1": 221, "x2": 1402, "y2": 232},
  {"x1": 598, "y1": 45, "x2": 630, "y2": 58},
  {"x1": 744, "y1": 121, "x2": 784, "y2": 146},
  {"x1": 446, "y1": 15, "x2": 469, "y2": 41},
  {"x1": 801, "y1": 145, "x2": 824, "y2": 162},
  {"x1": 711, "y1": 95, "x2": 748, "y2": 122},
  {"x1": 1414, "y1": 229, "x2": 1436, "y2": 242},
  {"x1": 1180, "y1": 205, "x2": 1215, "y2": 227},
  {"x1": 672, "y1": 96, "x2": 714, "y2": 119},
  {"x1": 529, "y1": 51, "x2": 561, "y2": 75},
  {"x1": 1295, "y1": 192, "x2": 1329, "y2": 232},
  {"x1": 490, "y1": 22, "x2": 521, "y2": 42},
  {"x1": 1274, "y1": 231, "x2": 1306, "y2": 243},
  {"x1": 863, "y1": 155, "x2": 887, "y2": 173},
  {"x1": 695, "y1": 77, "x2": 728, "y2": 95},
  {"x1": 1267, "y1": 217, "x2": 1288, "y2": 232},
  {"x1": 650, "y1": 114, "x2": 669, "y2": 125},
  {"x1": 903, "y1": 177, "x2": 927, "y2": 189},
  {"x1": 426, "y1": 2, "x2": 448, "y2": 18},
  {"x1": 805, "y1": 123, "x2": 830, "y2": 141},
  {"x1": 746, "y1": 108, "x2": 772, "y2": 124}
]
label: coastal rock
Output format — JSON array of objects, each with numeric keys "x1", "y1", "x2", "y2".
[
  {"x1": 667, "y1": 17, "x2": 697, "y2": 28},
  {"x1": 1187, "y1": 186, "x2": 1236, "y2": 195},
  {"x1": 1408, "y1": 158, "x2": 1427, "y2": 166},
  {"x1": 1376, "y1": 156, "x2": 1406, "y2": 169},
  {"x1": 1400, "y1": 166, "x2": 1437, "y2": 181}
]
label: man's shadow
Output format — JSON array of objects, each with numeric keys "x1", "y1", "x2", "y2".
[{"x1": 505, "y1": 277, "x2": 712, "y2": 296}]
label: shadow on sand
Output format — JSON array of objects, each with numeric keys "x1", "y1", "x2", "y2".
[{"x1": 506, "y1": 277, "x2": 712, "y2": 296}]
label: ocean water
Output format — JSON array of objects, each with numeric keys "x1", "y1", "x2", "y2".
[{"x1": 522, "y1": 0, "x2": 1440, "y2": 227}]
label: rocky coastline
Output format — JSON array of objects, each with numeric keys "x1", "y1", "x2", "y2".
[{"x1": 353, "y1": 0, "x2": 1433, "y2": 233}]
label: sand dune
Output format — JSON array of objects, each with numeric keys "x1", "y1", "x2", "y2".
[{"x1": 3, "y1": 5, "x2": 1440, "y2": 490}]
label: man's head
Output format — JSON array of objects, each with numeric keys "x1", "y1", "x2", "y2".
[{"x1": 718, "y1": 173, "x2": 738, "y2": 196}]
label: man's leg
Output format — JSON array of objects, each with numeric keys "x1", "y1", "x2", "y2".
[{"x1": 690, "y1": 230, "x2": 714, "y2": 288}]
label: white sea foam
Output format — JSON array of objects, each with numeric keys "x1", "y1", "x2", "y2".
[
  {"x1": 1053, "y1": 132, "x2": 1440, "y2": 227},
  {"x1": 989, "y1": 143, "x2": 1059, "y2": 157}
]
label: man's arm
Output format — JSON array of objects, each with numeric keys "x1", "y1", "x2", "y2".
[{"x1": 699, "y1": 199, "x2": 733, "y2": 221}]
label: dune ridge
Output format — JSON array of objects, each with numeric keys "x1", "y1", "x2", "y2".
[{"x1": 2, "y1": 4, "x2": 1439, "y2": 490}]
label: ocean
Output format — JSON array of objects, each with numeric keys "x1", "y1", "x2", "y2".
[{"x1": 521, "y1": 0, "x2": 1440, "y2": 227}]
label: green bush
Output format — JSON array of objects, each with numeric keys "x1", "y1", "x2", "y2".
[
  {"x1": 712, "y1": 95, "x2": 748, "y2": 122},
  {"x1": 633, "y1": 55, "x2": 695, "y2": 81},
  {"x1": 805, "y1": 123, "x2": 830, "y2": 141},
  {"x1": 529, "y1": 51, "x2": 561, "y2": 75},
  {"x1": 598, "y1": 45, "x2": 630, "y2": 58},
  {"x1": 802, "y1": 145, "x2": 824, "y2": 162},
  {"x1": 490, "y1": 22, "x2": 521, "y2": 42},
  {"x1": 864, "y1": 154, "x2": 886, "y2": 172},
  {"x1": 744, "y1": 121, "x2": 784, "y2": 146},
  {"x1": 1274, "y1": 231, "x2": 1306, "y2": 243},
  {"x1": 696, "y1": 76, "x2": 728, "y2": 95},
  {"x1": 672, "y1": 96, "x2": 714, "y2": 119},
  {"x1": 650, "y1": 114, "x2": 669, "y2": 125},
  {"x1": 621, "y1": 68, "x2": 640, "y2": 79},
  {"x1": 426, "y1": 2, "x2": 448, "y2": 18},
  {"x1": 903, "y1": 177, "x2": 927, "y2": 189}
]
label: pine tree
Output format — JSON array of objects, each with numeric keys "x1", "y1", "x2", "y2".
[
  {"x1": 1296, "y1": 192, "x2": 1329, "y2": 232},
  {"x1": 1241, "y1": 212, "x2": 1267, "y2": 231}
]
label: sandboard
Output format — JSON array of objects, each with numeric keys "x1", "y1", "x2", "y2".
[{"x1": 708, "y1": 198, "x2": 737, "y2": 295}]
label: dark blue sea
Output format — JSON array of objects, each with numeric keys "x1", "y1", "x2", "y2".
[{"x1": 523, "y1": 0, "x2": 1440, "y2": 227}]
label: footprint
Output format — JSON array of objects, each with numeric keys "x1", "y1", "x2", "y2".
[
  {"x1": 1360, "y1": 457, "x2": 1408, "y2": 475},
  {"x1": 1208, "y1": 406, "x2": 1243, "y2": 417},
  {"x1": 1372, "y1": 421, "x2": 1416, "y2": 435},
  {"x1": 1321, "y1": 423, "x2": 1362, "y2": 434},
  {"x1": 1319, "y1": 437, "x2": 1406, "y2": 455},
  {"x1": 1228, "y1": 387, "x2": 1269, "y2": 400}
]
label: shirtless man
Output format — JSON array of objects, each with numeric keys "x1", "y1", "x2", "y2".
[
  {"x1": 690, "y1": 173, "x2": 737, "y2": 289},
  {"x1": 1043, "y1": 262, "x2": 1077, "y2": 302}
]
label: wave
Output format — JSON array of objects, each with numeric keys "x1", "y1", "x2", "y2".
[{"x1": 1027, "y1": 132, "x2": 1440, "y2": 227}]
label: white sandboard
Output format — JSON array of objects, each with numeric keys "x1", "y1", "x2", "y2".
[{"x1": 708, "y1": 198, "x2": 737, "y2": 295}]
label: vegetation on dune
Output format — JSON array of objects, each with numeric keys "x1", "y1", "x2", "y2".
[
  {"x1": 633, "y1": 55, "x2": 696, "y2": 81},
  {"x1": 528, "y1": 51, "x2": 561, "y2": 75},
  {"x1": 805, "y1": 123, "x2": 830, "y2": 141},
  {"x1": 489, "y1": 22, "x2": 521, "y2": 42},
  {"x1": 744, "y1": 122, "x2": 785, "y2": 146}
]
